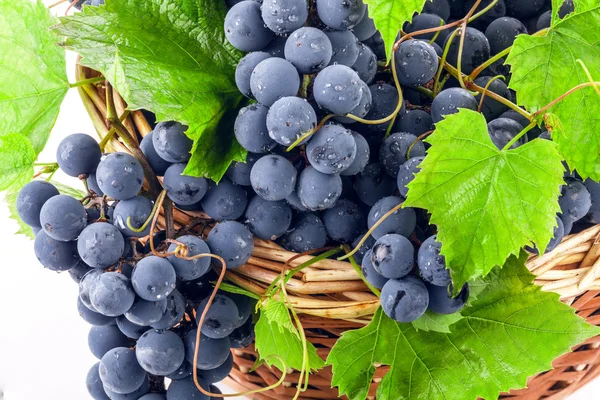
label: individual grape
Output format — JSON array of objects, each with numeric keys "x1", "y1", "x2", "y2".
[
  {"x1": 585, "y1": 179, "x2": 600, "y2": 224},
  {"x1": 113, "y1": 196, "x2": 153, "y2": 238},
  {"x1": 371, "y1": 234, "x2": 414, "y2": 279},
  {"x1": 151, "y1": 289, "x2": 186, "y2": 330},
  {"x1": 229, "y1": 318, "x2": 255, "y2": 348},
  {"x1": 499, "y1": 110, "x2": 543, "y2": 140},
  {"x1": 89, "y1": 272, "x2": 135, "y2": 317},
  {"x1": 417, "y1": 235, "x2": 451, "y2": 286},
  {"x1": 229, "y1": 293, "x2": 255, "y2": 328},
  {"x1": 140, "y1": 395, "x2": 167, "y2": 400},
  {"x1": 368, "y1": 196, "x2": 417, "y2": 239},
  {"x1": 40, "y1": 195, "x2": 87, "y2": 241},
  {"x1": 125, "y1": 297, "x2": 168, "y2": 326},
  {"x1": 198, "y1": 352, "x2": 233, "y2": 384},
  {"x1": 352, "y1": 233, "x2": 376, "y2": 264},
  {"x1": 226, "y1": 153, "x2": 260, "y2": 186},
  {"x1": 85, "y1": 173, "x2": 104, "y2": 197},
  {"x1": 17, "y1": 181, "x2": 59, "y2": 227},
  {"x1": 380, "y1": 276, "x2": 429, "y2": 322},
  {"x1": 284, "y1": 27, "x2": 332, "y2": 74},
  {"x1": 235, "y1": 52, "x2": 271, "y2": 98},
  {"x1": 423, "y1": 0, "x2": 451, "y2": 20},
  {"x1": 34, "y1": 230, "x2": 79, "y2": 271},
  {"x1": 297, "y1": 166, "x2": 343, "y2": 211},
  {"x1": 263, "y1": 34, "x2": 288, "y2": 57},
  {"x1": 379, "y1": 132, "x2": 426, "y2": 178},
  {"x1": 526, "y1": 216, "x2": 565, "y2": 255},
  {"x1": 166, "y1": 377, "x2": 210, "y2": 400},
  {"x1": 536, "y1": 10, "x2": 551, "y2": 31},
  {"x1": 397, "y1": 156, "x2": 424, "y2": 199},
  {"x1": 427, "y1": 283, "x2": 470, "y2": 314},
  {"x1": 206, "y1": 221, "x2": 254, "y2": 269},
  {"x1": 322, "y1": 199, "x2": 366, "y2": 243},
  {"x1": 234, "y1": 104, "x2": 277, "y2": 153},
  {"x1": 394, "y1": 40, "x2": 439, "y2": 87},
  {"x1": 473, "y1": 76, "x2": 511, "y2": 120},
  {"x1": 317, "y1": 0, "x2": 366, "y2": 30},
  {"x1": 99, "y1": 347, "x2": 146, "y2": 395},
  {"x1": 280, "y1": 213, "x2": 328, "y2": 252},
  {"x1": 201, "y1": 178, "x2": 249, "y2": 221},
  {"x1": 69, "y1": 260, "x2": 93, "y2": 283},
  {"x1": 262, "y1": 0, "x2": 308, "y2": 34},
  {"x1": 184, "y1": 329, "x2": 231, "y2": 369},
  {"x1": 167, "y1": 361, "x2": 192, "y2": 381},
  {"x1": 353, "y1": 163, "x2": 397, "y2": 206},
  {"x1": 163, "y1": 163, "x2": 209, "y2": 206},
  {"x1": 334, "y1": 81, "x2": 372, "y2": 125},
  {"x1": 103, "y1": 375, "x2": 149, "y2": 400},
  {"x1": 351, "y1": 6, "x2": 376, "y2": 41},
  {"x1": 167, "y1": 236, "x2": 211, "y2": 281},
  {"x1": 135, "y1": 329, "x2": 185, "y2": 376},
  {"x1": 152, "y1": 122, "x2": 192, "y2": 163},
  {"x1": 313, "y1": 65, "x2": 362, "y2": 115},
  {"x1": 559, "y1": 0, "x2": 575, "y2": 18},
  {"x1": 395, "y1": 110, "x2": 434, "y2": 137},
  {"x1": 140, "y1": 132, "x2": 171, "y2": 176},
  {"x1": 196, "y1": 294, "x2": 240, "y2": 339},
  {"x1": 324, "y1": 30, "x2": 360, "y2": 66},
  {"x1": 78, "y1": 297, "x2": 113, "y2": 326},
  {"x1": 340, "y1": 131, "x2": 370, "y2": 176},
  {"x1": 266, "y1": 97, "x2": 317, "y2": 146},
  {"x1": 559, "y1": 179, "x2": 592, "y2": 223},
  {"x1": 87, "y1": 363, "x2": 110, "y2": 400},
  {"x1": 463, "y1": 0, "x2": 506, "y2": 29},
  {"x1": 224, "y1": 1, "x2": 274, "y2": 51},
  {"x1": 485, "y1": 17, "x2": 527, "y2": 55},
  {"x1": 250, "y1": 58, "x2": 300, "y2": 106},
  {"x1": 132, "y1": 256, "x2": 176, "y2": 301},
  {"x1": 431, "y1": 88, "x2": 478, "y2": 123},
  {"x1": 245, "y1": 197, "x2": 292, "y2": 240},
  {"x1": 285, "y1": 189, "x2": 309, "y2": 212},
  {"x1": 306, "y1": 124, "x2": 357, "y2": 174},
  {"x1": 352, "y1": 43, "x2": 377, "y2": 84},
  {"x1": 88, "y1": 325, "x2": 131, "y2": 359},
  {"x1": 444, "y1": 27, "x2": 490, "y2": 74},
  {"x1": 505, "y1": 0, "x2": 545, "y2": 19},
  {"x1": 56, "y1": 133, "x2": 102, "y2": 177},
  {"x1": 116, "y1": 315, "x2": 151, "y2": 339},
  {"x1": 361, "y1": 249, "x2": 389, "y2": 289},
  {"x1": 177, "y1": 269, "x2": 218, "y2": 303},
  {"x1": 96, "y1": 153, "x2": 144, "y2": 200},
  {"x1": 403, "y1": 13, "x2": 449, "y2": 47},
  {"x1": 488, "y1": 117, "x2": 524, "y2": 150},
  {"x1": 78, "y1": 222, "x2": 125, "y2": 269},
  {"x1": 250, "y1": 155, "x2": 297, "y2": 201},
  {"x1": 79, "y1": 269, "x2": 103, "y2": 312},
  {"x1": 365, "y1": 83, "x2": 404, "y2": 134},
  {"x1": 362, "y1": 31, "x2": 385, "y2": 61}
]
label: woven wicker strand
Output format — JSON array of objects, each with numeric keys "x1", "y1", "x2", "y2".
[{"x1": 76, "y1": 64, "x2": 600, "y2": 400}]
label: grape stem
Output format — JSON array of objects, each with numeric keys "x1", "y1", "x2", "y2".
[
  {"x1": 502, "y1": 121, "x2": 537, "y2": 151},
  {"x1": 343, "y1": 244, "x2": 382, "y2": 297},
  {"x1": 68, "y1": 77, "x2": 105, "y2": 88},
  {"x1": 469, "y1": 46, "x2": 512, "y2": 81},
  {"x1": 532, "y1": 81, "x2": 600, "y2": 117},
  {"x1": 477, "y1": 75, "x2": 506, "y2": 112},
  {"x1": 456, "y1": 0, "x2": 484, "y2": 89},
  {"x1": 433, "y1": 28, "x2": 459, "y2": 95}
]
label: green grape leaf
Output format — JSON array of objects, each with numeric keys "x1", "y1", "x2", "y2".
[
  {"x1": 254, "y1": 299, "x2": 324, "y2": 373},
  {"x1": 404, "y1": 109, "x2": 564, "y2": 290},
  {"x1": 55, "y1": 0, "x2": 246, "y2": 181},
  {"x1": 507, "y1": 3, "x2": 600, "y2": 179},
  {"x1": 4, "y1": 189, "x2": 35, "y2": 240},
  {"x1": 216, "y1": 282, "x2": 260, "y2": 300},
  {"x1": 327, "y1": 253, "x2": 600, "y2": 400},
  {"x1": 364, "y1": 0, "x2": 427, "y2": 62},
  {"x1": 0, "y1": 0, "x2": 68, "y2": 154},
  {"x1": 0, "y1": 134, "x2": 35, "y2": 192},
  {"x1": 411, "y1": 310, "x2": 462, "y2": 333}
]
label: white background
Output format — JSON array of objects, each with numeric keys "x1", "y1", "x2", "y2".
[{"x1": 0, "y1": 1, "x2": 597, "y2": 399}]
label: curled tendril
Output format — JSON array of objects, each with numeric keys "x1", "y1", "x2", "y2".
[{"x1": 477, "y1": 75, "x2": 506, "y2": 113}]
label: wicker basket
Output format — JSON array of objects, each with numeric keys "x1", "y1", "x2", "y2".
[{"x1": 75, "y1": 63, "x2": 600, "y2": 400}]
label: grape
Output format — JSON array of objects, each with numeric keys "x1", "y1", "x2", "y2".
[
  {"x1": 324, "y1": 30, "x2": 360, "y2": 66},
  {"x1": 266, "y1": 97, "x2": 317, "y2": 146},
  {"x1": 297, "y1": 166, "x2": 343, "y2": 211},
  {"x1": 78, "y1": 222, "x2": 125, "y2": 269},
  {"x1": 361, "y1": 249, "x2": 389, "y2": 289},
  {"x1": 90, "y1": 272, "x2": 136, "y2": 317},
  {"x1": 403, "y1": 13, "x2": 449, "y2": 47},
  {"x1": 488, "y1": 117, "x2": 524, "y2": 150},
  {"x1": 87, "y1": 173, "x2": 104, "y2": 196},
  {"x1": 224, "y1": 1, "x2": 274, "y2": 52},
  {"x1": 397, "y1": 156, "x2": 424, "y2": 199},
  {"x1": 40, "y1": 195, "x2": 87, "y2": 241},
  {"x1": 164, "y1": 163, "x2": 209, "y2": 206},
  {"x1": 585, "y1": 179, "x2": 600, "y2": 224},
  {"x1": 394, "y1": 40, "x2": 439, "y2": 87},
  {"x1": 132, "y1": 256, "x2": 177, "y2": 301},
  {"x1": 229, "y1": 293, "x2": 255, "y2": 327},
  {"x1": 322, "y1": 199, "x2": 366, "y2": 243},
  {"x1": 250, "y1": 58, "x2": 300, "y2": 106},
  {"x1": 340, "y1": 131, "x2": 370, "y2": 176},
  {"x1": 379, "y1": 132, "x2": 426, "y2": 178},
  {"x1": 526, "y1": 216, "x2": 565, "y2": 255},
  {"x1": 177, "y1": 269, "x2": 218, "y2": 303},
  {"x1": 352, "y1": 43, "x2": 377, "y2": 84},
  {"x1": 284, "y1": 27, "x2": 332, "y2": 74},
  {"x1": 229, "y1": 318, "x2": 255, "y2": 348},
  {"x1": 69, "y1": 260, "x2": 93, "y2": 283},
  {"x1": 463, "y1": 0, "x2": 507, "y2": 29},
  {"x1": 427, "y1": 283, "x2": 470, "y2": 314},
  {"x1": 56, "y1": 133, "x2": 102, "y2": 177},
  {"x1": 99, "y1": 347, "x2": 147, "y2": 394},
  {"x1": 559, "y1": 179, "x2": 592, "y2": 223},
  {"x1": 559, "y1": 0, "x2": 574, "y2": 18},
  {"x1": 167, "y1": 361, "x2": 192, "y2": 381},
  {"x1": 263, "y1": 34, "x2": 288, "y2": 58},
  {"x1": 335, "y1": 81, "x2": 372, "y2": 124},
  {"x1": 151, "y1": 289, "x2": 186, "y2": 330},
  {"x1": 80, "y1": 269, "x2": 103, "y2": 310},
  {"x1": 417, "y1": 235, "x2": 451, "y2": 286},
  {"x1": 505, "y1": 0, "x2": 545, "y2": 19},
  {"x1": 206, "y1": 221, "x2": 254, "y2": 269},
  {"x1": 285, "y1": 189, "x2": 309, "y2": 212},
  {"x1": 353, "y1": 163, "x2": 397, "y2": 206},
  {"x1": 235, "y1": 52, "x2": 271, "y2": 98},
  {"x1": 423, "y1": 0, "x2": 451, "y2": 20},
  {"x1": 87, "y1": 363, "x2": 110, "y2": 400},
  {"x1": 313, "y1": 65, "x2": 362, "y2": 115},
  {"x1": 125, "y1": 297, "x2": 168, "y2": 326},
  {"x1": 135, "y1": 329, "x2": 185, "y2": 376},
  {"x1": 262, "y1": 0, "x2": 308, "y2": 34},
  {"x1": 365, "y1": 83, "x2": 404, "y2": 134},
  {"x1": 198, "y1": 352, "x2": 234, "y2": 384},
  {"x1": 431, "y1": 88, "x2": 478, "y2": 123},
  {"x1": 140, "y1": 395, "x2": 167, "y2": 400},
  {"x1": 116, "y1": 315, "x2": 151, "y2": 339},
  {"x1": 317, "y1": 0, "x2": 366, "y2": 30},
  {"x1": 16, "y1": 181, "x2": 59, "y2": 227},
  {"x1": 473, "y1": 76, "x2": 511, "y2": 120},
  {"x1": 196, "y1": 294, "x2": 240, "y2": 339},
  {"x1": 226, "y1": 153, "x2": 260, "y2": 186},
  {"x1": 280, "y1": 213, "x2": 328, "y2": 252},
  {"x1": 113, "y1": 196, "x2": 154, "y2": 238},
  {"x1": 380, "y1": 275, "x2": 429, "y2": 322},
  {"x1": 140, "y1": 132, "x2": 171, "y2": 176},
  {"x1": 103, "y1": 375, "x2": 149, "y2": 400},
  {"x1": 362, "y1": 31, "x2": 385, "y2": 61},
  {"x1": 352, "y1": 6, "x2": 376, "y2": 41},
  {"x1": 245, "y1": 196, "x2": 292, "y2": 240},
  {"x1": 443, "y1": 27, "x2": 490, "y2": 75},
  {"x1": 371, "y1": 234, "x2": 414, "y2": 279},
  {"x1": 536, "y1": 10, "x2": 551, "y2": 31},
  {"x1": 166, "y1": 376, "x2": 210, "y2": 400},
  {"x1": 234, "y1": 104, "x2": 277, "y2": 153},
  {"x1": 201, "y1": 178, "x2": 249, "y2": 221},
  {"x1": 184, "y1": 329, "x2": 231, "y2": 369},
  {"x1": 352, "y1": 233, "x2": 376, "y2": 264},
  {"x1": 306, "y1": 124, "x2": 357, "y2": 174},
  {"x1": 78, "y1": 297, "x2": 113, "y2": 326},
  {"x1": 34, "y1": 230, "x2": 79, "y2": 271},
  {"x1": 368, "y1": 196, "x2": 417, "y2": 239},
  {"x1": 250, "y1": 154, "x2": 297, "y2": 201},
  {"x1": 96, "y1": 153, "x2": 145, "y2": 200},
  {"x1": 396, "y1": 110, "x2": 434, "y2": 136},
  {"x1": 485, "y1": 17, "x2": 527, "y2": 55},
  {"x1": 499, "y1": 110, "x2": 543, "y2": 140},
  {"x1": 88, "y1": 325, "x2": 131, "y2": 359},
  {"x1": 166, "y1": 236, "x2": 211, "y2": 281}
]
